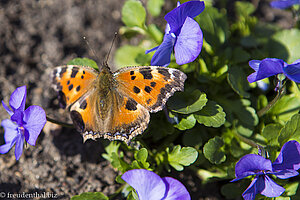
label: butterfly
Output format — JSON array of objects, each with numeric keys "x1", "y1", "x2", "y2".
[{"x1": 51, "y1": 63, "x2": 187, "y2": 144}]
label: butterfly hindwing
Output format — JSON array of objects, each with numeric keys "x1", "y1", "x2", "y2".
[{"x1": 114, "y1": 66, "x2": 187, "y2": 112}]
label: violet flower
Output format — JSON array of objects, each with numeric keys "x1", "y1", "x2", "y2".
[
  {"x1": 146, "y1": 1, "x2": 205, "y2": 67},
  {"x1": 0, "y1": 86, "x2": 46, "y2": 160},
  {"x1": 247, "y1": 58, "x2": 300, "y2": 83},
  {"x1": 271, "y1": 0, "x2": 300, "y2": 9},
  {"x1": 122, "y1": 169, "x2": 190, "y2": 200},
  {"x1": 232, "y1": 140, "x2": 300, "y2": 200}
]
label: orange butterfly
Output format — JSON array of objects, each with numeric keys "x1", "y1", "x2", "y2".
[{"x1": 51, "y1": 63, "x2": 186, "y2": 144}]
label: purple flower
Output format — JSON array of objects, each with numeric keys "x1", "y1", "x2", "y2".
[
  {"x1": 247, "y1": 58, "x2": 300, "y2": 83},
  {"x1": 146, "y1": 1, "x2": 205, "y2": 67},
  {"x1": 0, "y1": 86, "x2": 46, "y2": 160},
  {"x1": 271, "y1": 0, "x2": 300, "y2": 9},
  {"x1": 122, "y1": 169, "x2": 191, "y2": 200},
  {"x1": 232, "y1": 140, "x2": 300, "y2": 200}
]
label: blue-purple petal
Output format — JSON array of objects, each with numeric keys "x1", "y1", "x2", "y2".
[
  {"x1": 14, "y1": 134, "x2": 24, "y2": 160},
  {"x1": 150, "y1": 33, "x2": 175, "y2": 66},
  {"x1": 1, "y1": 119, "x2": 19, "y2": 143},
  {"x1": 22, "y1": 105, "x2": 46, "y2": 146},
  {"x1": 0, "y1": 135, "x2": 18, "y2": 154},
  {"x1": 272, "y1": 169, "x2": 299, "y2": 179},
  {"x1": 242, "y1": 176, "x2": 260, "y2": 200},
  {"x1": 247, "y1": 58, "x2": 285, "y2": 83},
  {"x1": 260, "y1": 175, "x2": 285, "y2": 197},
  {"x1": 174, "y1": 17, "x2": 202, "y2": 65},
  {"x1": 9, "y1": 85, "x2": 26, "y2": 112},
  {"x1": 164, "y1": 1, "x2": 205, "y2": 33},
  {"x1": 2, "y1": 101, "x2": 13, "y2": 116},
  {"x1": 272, "y1": 140, "x2": 300, "y2": 171},
  {"x1": 162, "y1": 177, "x2": 191, "y2": 200},
  {"x1": 234, "y1": 154, "x2": 272, "y2": 180},
  {"x1": 283, "y1": 62, "x2": 300, "y2": 83},
  {"x1": 121, "y1": 169, "x2": 166, "y2": 200},
  {"x1": 271, "y1": 0, "x2": 300, "y2": 9},
  {"x1": 11, "y1": 110, "x2": 24, "y2": 127},
  {"x1": 248, "y1": 60, "x2": 261, "y2": 71},
  {"x1": 145, "y1": 46, "x2": 159, "y2": 54}
]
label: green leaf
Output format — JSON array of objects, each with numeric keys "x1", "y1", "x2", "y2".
[
  {"x1": 235, "y1": 1, "x2": 255, "y2": 17},
  {"x1": 134, "y1": 148, "x2": 150, "y2": 168},
  {"x1": 102, "y1": 142, "x2": 122, "y2": 163},
  {"x1": 148, "y1": 24, "x2": 163, "y2": 43},
  {"x1": 67, "y1": 57, "x2": 98, "y2": 70},
  {"x1": 227, "y1": 66, "x2": 250, "y2": 98},
  {"x1": 174, "y1": 114, "x2": 197, "y2": 130},
  {"x1": 262, "y1": 123, "x2": 282, "y2": 143},
  {"x1": 114, "y1": 45, "x2": 151, "y2": 67},
  {"x1": 122, "y1": 0, "x2": 146, "y2": 28},
  {"x1": 203, "y1": 136, "x2": 226, "y2": 164},
  {"x1": 232, "y1": 47, "x2": 251, "y2": 64},
  {"x1": 167, "y1": 145, "x2": 198, "y2": 171},
  {"x1": 168, "y1": 90, "x2": 208, "y2": 114},
  {"x1": 147, "y1": 0, "x2": 164, "y2": 17},
  {"x1": 278, "y1": 114, "x2": 300, "y2": 146},
  {"x1": 196, "y1": 6, "x2": 229, "y2": 48},
  {"x1": 269, "y1": 95, "x2": 300, "y2": 123},
  {"x1": 71, "y1": 192, "x2": 108, "y2": 200},
  {"x1": 194, "y1": 101, "x2": 226, "y2": 128},
  {"x1": 268, "y1": 29, "x2": 300, "y2": 63}
]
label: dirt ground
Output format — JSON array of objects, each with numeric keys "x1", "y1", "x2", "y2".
[{"x1": 0, "y1": 0, "x2": 293, "y2": 199}]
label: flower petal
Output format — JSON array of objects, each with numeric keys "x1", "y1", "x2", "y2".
[
  {"x1": 174, "y1": 17, "x2": 203, "y2": 65},
  {"x1": 242, "y1": 176, "x2": 260, "y2": 200},
  {"x1": 233, "y1": 154, "x2": 272, "y2": 180},
  {"x1": 272, "y1": 169, "x2": 299, "y2": 179},
  {"x1": 150, "y1": 33, "x2": 175, "y2": 66},
  {"x1": 283, "y1": 62, "x2": 300, "y2": 83},
  {"x1": 165, "y1": 1, "x2": 205, "y2": 33},
  {"x1": 0, "y1": 137, "x2": 17, "y2": 154},
  {"x1": 145, "y1": 46, "x2": 159, "y2": 54},
  {"x1": 248, "y1": 60, "x2": 261, "y2": 71},
  {"x1": 162, "y1": 177, "x2": 191, "y2": 200},
  {"x1": 121, "y1": 169, "x2": 166, "y2": 200},
  {"x1": 272, "y1": 140, "x2": 300, "y2": 171},
  {"x1": 11, "y1": 110, "x2": 24, "y2": 127},
  {"x1": 260, "y1": 175, "x2": 285, "y2": 197},
  {"x1": 9, "y1": 85, "x2": 26, "y2": 112},
  {"x1": 247, "y1": 58, "x2": 284, "y2": 83},
  {"x1": 1, "y1": 119, "x2": 19, "y2": 143},
  {"x1": 23, "y1": 105, "x2": 46, "y2": 146},
  {"x1": 2, "y1": 101, "x2": 13, "y2": 116},
  {"x1": 271, "y1": 0, "x2": 300, "y2": 9},
  {"x1": 14, "y1": 134, "x2": 24, "y2": 160}
]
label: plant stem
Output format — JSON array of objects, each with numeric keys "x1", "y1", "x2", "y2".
[
  {"x1": 46, "y1": 116, "x2": 74, "y2": 128},
  {"x1": 257, "y1": 85, "x2": 286, "y2": 117}
]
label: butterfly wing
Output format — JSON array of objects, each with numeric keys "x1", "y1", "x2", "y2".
[
  {"x1": 114, "y1": 66, "x2": 187, "y2": 112},
  {"x1": 51, "y1": 65, "x2": 98, "y2": 108}
]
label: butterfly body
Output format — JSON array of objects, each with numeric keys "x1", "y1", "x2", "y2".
[{"x1": 51, "y1": 63, "x2": 186, "y2": 144}]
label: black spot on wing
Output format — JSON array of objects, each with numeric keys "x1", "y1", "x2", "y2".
[
  {"x1": 144, "y1": 86, "x2": 152, "y2": 93},
  {"x1": 76, "y1": 85, "x2": 81, "y2": 92},
  {"x1": 131, "y1": 76, "x2": 136, "y2": 80},
  {"x1": 150, "y1": 82, "x2": 156, "y2": 87},
  {"x1": 130, "y1": 71, "x2": 134, "y2": 75},
  {"x1": 125, "y1": 98, "x2": 137, "y2": 111},
  {"x1": 80, "y1": 100, "x2": 87, "y2": 110},
  {"x1": 70, "y1": 110, "x2": 85, "y2": 132},
  {"x1": 133, "y1": 86, "x2": 140, "y2": 94},
  {"x1": 158, "y1": 68, "x2": 170, "y2": 80},
  {"x1": 139, "y1": 68, "x2": 153, "y2": 80},
  {"x1": 71, "y1": 68, "x2": 79, "y2": 78},
  {"x1": 81, "y1": 75, "x2": 84, "y2": 79},
  {"x1": 146, "y1": 98, "x2": 152, "y2": 104},
  {"x1": 67, "y1": 80, "x2": 70, "y2": 85},
  {"x1": 68, "y1": 84, "x2": 73, "y2": 91},
  {"x1": 60, "y1": 68, "x2": 67, "y2": 78},
  {"x1": 83, "y1": 70, "x2": 86, "y2": 74}
]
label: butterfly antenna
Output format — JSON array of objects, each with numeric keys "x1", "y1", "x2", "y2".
[
  {"x1": 83, "y1": 36, "x2": 100, "y2": 62},
  {"x1": 104, "y1": 32, "x2": 118, "y2": 65}
]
